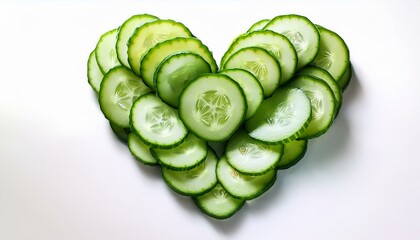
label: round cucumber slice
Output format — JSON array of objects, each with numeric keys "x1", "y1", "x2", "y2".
[
  {"x1": 161, "y1": 147, "x2": 218, "y2": 196},
  {"x1": 223, "y1": 47, "x2": 281, "y2": 98},
  {"x1": 287, "y1": 75, "x2": 336, "y2": 139},
  {"x1": 311, "y1": 26, "x2": 350, "y2": 82},
  {"x1": 179, "y1": 74, "x2": 247, "y2": 142},
  {"x1": 226, "y1": 129, "x2": 283, "y2": 176},
  {"x1": 247, "y1": 19, "x2": 270, "y2": 33},
  {"x1": 245, "y1": 87, "x2": 312, "y2": 144},
  {"x1": 130, "y1": 93, "x2": 188, "y2": 148},
  {"x1": 219, "y1": 69, "x2": 263, "y2": 119},
  {"x1": 278, "y1": 139, "x2": 307, "y2": 169},
  {"x1": 193, "y1": 184, "x2": 245, "y2": 219},
  {"x1": 264, "y1": 14, "x2": 320, "y2": 70},
  {"x1": 99, "y1": 66, "x2": 151, "y2": 128},
  {"x1": 140, "y1": 37, "x2": 218, "y2": 89},
  {"x1": 221, "y1": 30, "x2": 297, "y2": 84},
  {"x1": 87, "y1": 50, "x2": 104, "y2": 93},
  {"x1": 116, "y1": 14, "x2": 159, "y2": 68},
  {"x1": 151, "y1": 133, "x2": 208, "y2": 170},
  {"x1": 127, "y1": 19, "x2": 193, "y2": 76},
  {"x1": 95, "y1": 28, "x2": 121, "y2": 74},
  {"x1": 217, "y1": 155, "x2": 276, "y2": 200},
  {"x1": 338, "y1": 62, "x2": 352, "y2": 92},
  {"x1": 155, "y1": 52, "x2": 212, "y2": 108},
  {"x1": 109, "y1": 122, "x2": 130, "y2": 142},
  {"x1": 128, "y1": 132, "x2": 158, "y2": 166}
]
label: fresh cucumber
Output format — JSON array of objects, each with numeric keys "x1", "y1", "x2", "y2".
[
  {"x1": 264, "y1": 14, "x2": 320, "y2": 70},
  {"x1": 278, "y1": 139, "x2": 307, "y2": 169},
  {"x1": 226, "y1": 129, "x2": 283, "y2": 175},
  {"x1": 127, "y1": 20, "x2": 193, "y2": 76},
  {"x1": 109, "y1": 122, "x2": 130, "y2": 142},
  {"x1": 179, "y1": 74, "x2": 247, "y2": 142},
  {"x1": 247, "y1": 19, "x2": 270, "y2": 33},
  {"x1": 127, "y1": 132, "x2": 158, "y2": 166},
  {"x1": 161, "y1": 147, "x2": 218, "y2": 196},
  {"x1": 87, "y1": 50, "x2": 104, "y2": 93},
  {"x1": 217, "y1": 155, "x2": 276, "y2": 200},
  {"x1": 130, "y1": 92, "x2": 188, "y2": 149},
  {"x1": 193, "y1": 184, "x2": 245, "y2": 219},
  {"x1": 223, "y1": 47, "x2": 281, "y2": 98},
  {"x1": 221, "y1": 30, "x2": 297, "y2": 84},
  {"x1": 338, "y1": 62, "x2": 352, "y2": 91},
  {"x1": 95, "y1": 29, "x2": 121, "y2": 74},
  {"x1": 151, "y1": 133, "x2": 208, "y2": 170},
  {"x1": 155, "y1": 52, "x2": 212, "y2": 108},
  {"x1": 99, "y1": 66, "x2": 151, "y2": 128},
  {"x1": 116, "y1": 14, "x2": 159, "y2": 68},
  {"x1": 287, "y1": 75, "x2": 336, "y2": 139},
  {"x1": 219, "y1": 69, "x2": 263, "y2": 120},
  {"x1": 245, "y1": 87, "x2": 312, "y2": 144},
  {"x1": 311, "y1": 26, "x2": 350, "y2": 82}
]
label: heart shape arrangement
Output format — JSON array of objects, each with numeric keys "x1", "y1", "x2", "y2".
[{"x1": 87, "y1": 13, "x2": 351, "y2": 219}]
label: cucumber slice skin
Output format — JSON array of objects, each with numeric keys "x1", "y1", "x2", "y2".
[
  {"x1": 339, "y1": 62, "x2": 352, "y2": 92},
  {"x1": 109, "y1": 122, "x2": 130, "y2": 143},
  {"x1": 161, "y1": 147, "x2": 218, "y2": 196},
  {"x1": 219, "y1": 68, "x2": 264, "y2": 120},
  {"x1": 127, "y1": 132, "x2": 159, "y2": 166},
  {"x1": 151, "y1": 133, "x2": 208, "y2": 171},
  {"x1": 178, "y1": 74, "x2": 247, "y2": 142},
  {"x1": 127, "y1": 20, "x2": 193, "y2": 76},
  {"x1": 87, "y1": 50, "x2": 104, "y2": 93},
  {"x1": 130, "y1": 92, "x2": 188, "y2": 149},
  {"x1": 247, "y1": 19, "x2": 270, "y2": 33},
  {"x1": 140, "y1": 37, "x2": 218, "y2": 89},
  {"x1": 277, "y1": 139, "x2": 308, "y2": 170},
  {"x1": 116, "y1": 14, "x2": 159, "y2": 68},
  {"x1": 193, "y1": 184, "x2": 246, "y2": 219},
  {"x1": 221, "y1": 30, "x2": 297, "y2": 84},
  {"x1": 95, "y1": 29, "x2": 121, "y2": 74},
  {"x1": 155, "y1": 52, "x2": 212, "y2": 108},
  {"x1": 223, "y1": 47, "x2": 282, "y2": 98},
  {"x1": 226, "y1": 129, "x2": 283, "y2": 176},
  {"x1": 217, "y1": 156, "x2": 277, "y2": 200},
  {"x1": 287, "y1": 75, "x2": 336, "y2": 139},
  {"x1": 296, "y1": 66, "x2": 342, "y2": 117},
  {"x1": 245, "y1": 87, "x2": 312, "y2": 145},
  {"x1": 311, "y1": 26, "x2": 350, "y2": 82},
  {"x1": 264, "y1": 14, "x2": 320, "y2": 70},
  {"x1": 99, "y1": 66, "x2": 151, "y2": 128}
]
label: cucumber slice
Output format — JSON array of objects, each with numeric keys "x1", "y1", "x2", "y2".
[
  {"x1": 130, "y1": 93, "x2": 188, "y2": 148},
  {"x1": 311, "y1": 26, "x2": 350, "y2": 82},
  {"x1": 264, "y1": 14, "x2": 320, "y2": 70},
  {"x1": 87, "y1": 50, "x2": 104, "y2": 93},
  {"x1": 219, "y1": 69, "x2": 263, "y2": 119},
  {"x1": 296, "y1": 66, "x2": 342, "y2": 116},
  {"x1": 226, "y1": 129, "x2": 283, "y2": 176},
  {"x1": 127, "y1": 132, "x2": 158, "y2": 166},
  {"x1": 278, "y1": 139, "x2": 307, "y2": 169},
  {"x1": 161, "y1": 147, "x2": 217, "y2": 196},
  {"x1": 287, "y1": 75, "x2": 336, "y2": 139},
  {"x1": 217, "y1": 155, "x2": 276, "y2": 200},
  {"x1": 179, "y1": 74, "x2": 247, "y2": 142},
  {"x1": 221, "y1": 30, "x2": 297, "y2": 84},
  {"x1": 155, "y1": 52, "x2": 212, "y2": 108},
  {"x1": 245, "y1": 87, "x2": 312, "y2": 144},
  {"x1": 110, "y1": 122, "x2": 130, "y2": 142},
  {"x1": 95, "y1": 29, "x2": 121, "y2": 74},
  {"x1": 116, "y1": 14, "x2": 159, "y2": 68},
  {"x1": 338, "y1": 62, "x2": 352, "y2": 92},
  {"x1": 247, "y1": 19, "x2": 270, "y2": 33},
  {"x1": 223, "y1": 47, "x2": 281, "y2": 98},
  {"x1": 140, "y1": 37, "x2": 217, "y2": 89},
  {"x1": 127, "y1": 20, "x2": 193, "y2": 76},
  {"x1": 99, "y1": 66, "x2": 151, "y2": 128},
  {"x1": 151, "y1": 133, "x2": 207, "y2": 170},
  {"x1": 193, "y1": 184, "x2": 245, "y2": 219}
]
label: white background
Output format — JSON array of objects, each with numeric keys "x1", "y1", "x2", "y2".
[{"x1": 1, "y1": 0, "x2": 420, "y2": 239}]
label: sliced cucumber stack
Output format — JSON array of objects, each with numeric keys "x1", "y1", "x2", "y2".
[{"x1": 88, "y1": 13, "x2": 352, "y2": 220}]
